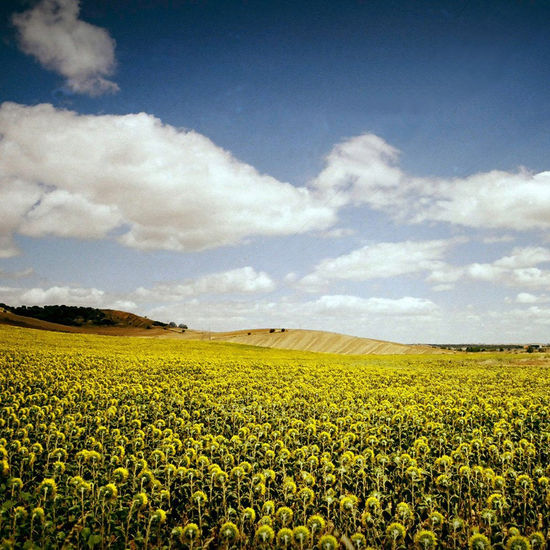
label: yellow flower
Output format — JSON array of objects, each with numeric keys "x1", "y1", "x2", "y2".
[
  {"x1": 38, "y1": 478, "x2": 57, "y2": 499},
  {"x1": 386, "y1": 522, "x2": 406, "y2": 541},
  {"x1": 255, "y1": 524, "x2": 275, "y2": 544},
  {"x1": 414, "y1": 529, "x2": 437, "y2": 549},
  {"x1": 277, "y1": 527, "x2": 293, "y2": 547},
  {"x1": 469, "y1": 533, "x2": 492, "y2": 550},
  {"x1": 318, "y1": 534, "x2": 339, "y2": 550},
  {"x1": 505, "y1": 536, "x2": 532, "y2": 550},
  {"x1": 292, "y1": 525, "x2": 310, "y2": 546}
]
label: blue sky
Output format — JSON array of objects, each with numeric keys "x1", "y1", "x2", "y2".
[{"x1": 1, "y1": 0, "x2": 550, "y2": 343}]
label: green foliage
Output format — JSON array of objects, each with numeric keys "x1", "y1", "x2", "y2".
[{"x1": 0, "y1": 303, "x2": 115, "y2": 327}]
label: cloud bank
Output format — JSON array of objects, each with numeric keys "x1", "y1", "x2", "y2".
[
  {"x1": 133, "y1": 267, "x2": 276, "y2": 301},
  {"x1": 12, "y1": 0, "x2": 118, "y2": 95},
  {"x1": 312, "y1": 134, "x2": 550, "y2": 231},
  {"x1": 2, "y1": 104, "x2": 550, "y2": 263},
  {"x1": 0, "y1": 102, "x2": 335, "y2": 257},
  {"x1": 298, "y1": 239, "x2": 456, "y2": 291}
]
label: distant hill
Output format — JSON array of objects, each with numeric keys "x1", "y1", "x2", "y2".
[
  {"x1": 0, "y1": 304, "x2": 167, "y2": 336},
  {"x1": 173, "y1": 327, "x2": 446, "y2": 355},
  {"x1": 0, "y1": 304, "x2": 446, "y2": 354}
]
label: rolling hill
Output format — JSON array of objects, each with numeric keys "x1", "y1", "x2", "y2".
[{"x1": 0, "y1": 305, "x2": 445, "y2": 354}]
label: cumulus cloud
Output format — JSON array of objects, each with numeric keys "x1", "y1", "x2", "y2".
[
  {"x1": 464, "y1": 247, "x2": 550, "y2": 289},
  {"x1": 297, "y1": 239, "x2": 457, "y2": 291},
  {"x1": 312, "y1": 134, "x2": 550, "y2": 231},
  {"x1": 312, "y1": 134, "x2": 403, "y2": 208},
  {"x1": 12, "y1": 0, "x2": 118, "y2": 96},
  {"x1": 133, "y1": 267, "x2": 276, "y2": 301},
  {"x1": 516, "y1": 292, "x2": 539, "y2": 304},
  {"x1": 0, "y1": 102, "x2": 335, "y2": 253},
  {"x1": 299, "y1": 238, "x2": 550, "y2": 294},
  {"x1": 426, "y1": 246, "x2": 550, "y2": 290},
  {"x1": 310, "y1": 294, "x2": 438, "y2": 316}
]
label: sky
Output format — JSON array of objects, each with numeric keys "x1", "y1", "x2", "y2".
[{"x1": 1, "y1": 0, "x2": 550, "y2": 344}]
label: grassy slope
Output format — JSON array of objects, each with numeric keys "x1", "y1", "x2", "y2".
[{"x1": 0, "y1": 308, "x2": 444, "y2": 355}]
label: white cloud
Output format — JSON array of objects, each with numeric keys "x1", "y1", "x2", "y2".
[
  {"x1": 134, "y1": 267, "x2": 276, "y2": 301},
  {"x1": 0, "y1": 180, "x2": 43, "y2": 257},
  {"x1": 465, "y1": 247, "x2": 550, "y2": 289},
  {"x1": 482, "y1": 235, "x2": 515, "y2": 244},
  {"x1": 502, "y1": 306, "x2": 550, "y2": 328},
  {"x1": 298, "y1": 239, "x2": 457, "y2": 291},
  {"x1": 0, "y1": 102, "x2": 336, "y2": 253},
  {"x1": 298, "y1": 239, "x2": 550, "y2": 294},
  {"x1": 21, "y1": 189, "x2": 122, "y2": 238},
  {"x1": 311, "y1": 294, "x2": 438, "y2": 316},
  {"x1": 312, "y1": 134, "x2": 550, "y2": 231},
  {"x1": 312, "y1": 134, "x2": 403, "y2": 208},
  {"x1": 12, "y1": 0, "x2": 118, "y2": 96},
  {"x1": 516, "y1": 292, "x2": 539, "y2": 304},
  {"x1": 426, "y1": 246, "x2": 550, "y2": 291},
  {"x1": 316, "y1": 228, "x2": 356, "y2": 239},
  {"x1": 415, "y1": 170, "x2": 550, "y2": 230},
  {"x1": 492, "y1": 247, "x2": 550, "y2": 268}
]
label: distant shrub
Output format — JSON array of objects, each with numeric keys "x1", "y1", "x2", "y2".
[{"x1": 1, "y1": 304, "x2": 115, "y2": 327}]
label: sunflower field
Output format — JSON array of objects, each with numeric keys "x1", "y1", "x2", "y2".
[{"x1": 0, "y1": 325, "x2": 548, "y2": 549}]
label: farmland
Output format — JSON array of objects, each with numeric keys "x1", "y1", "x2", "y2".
[{"x1": 0, "y1": 325, "x2": 548, "y2": 549}]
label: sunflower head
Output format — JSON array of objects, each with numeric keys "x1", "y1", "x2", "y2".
[
  {"x1": 262, "y1": 500, "x2": 275, "y2": 515},
  {"x1": 429, "y1": 511, "x2": 444, "y2": 528},
  {"x1": 351, "y1": 532, "x2": 367, "y2": 548},
  {"x1": 14, "y1": 506, "x2": 27, "y2": 521},
  {"x1": 100, "y1": 483, "x2": 118, "y2": 503},
  {"x1": 191, "y1": 490, "x2": 207, "y2": 505},
  {"x1": 255, "y1": 524, "x2": 275, "y2": 544},
  {"x1": 258, "y1": 515, "x2": 273, "y2": 527},
  {"x1": 133, "y1": 492, "x2": 148, "y2": 510},
  {"x1": 515, "y1": 475, "x2": 533, "y2": 492},
  {"x1": 219, "y1": 521, "x2": 239, "y2": 541},
  {"x1": 318, "y1": 534, "x2": 339, "y2": 550},
  {"x1": 9, "y1": 477, "x2": 23, "y2": 491},
  {"x1": 277, "y1": 527, "x2": 293, "y2": 547},
  {"x1": 181, "y1": 522, "x2": 201, "y2": 542},
  {"x1": 386, "y1": 522, "x2": 406, "y2": 541},
  {"x1": 528, "y1": 532, "x2": 545, "y2": 549},
  {"x1": 307, "y1": 514, "x2": 326, "y2": 534},
  {"x1": 276, "y1": 506, "x2": 294, "y2": 526},
  {"x1": 38, "y1": 478, "x2": 57, "y2": 499},
  {"x1": 292, "y1": 525, "x2": 310, "y2": 545},
  {"x1": 113, "y1": 467, "x2": 129, "y2": 483},
  {"x1": 151, "y1": 509, "x2": 167, "y2": 524},
  {"x1": 468, "y1": 533, "x2": 492, "y2": 550},
  {"x1": 298, "y1": 487, "x2": 315, "y2": 505},
  {"x1": 242, "y1": 507, "x2": 256, "y2": 522},
  {"x1": 505, "y1": 536, "x2": 531, "y2": 550},
  {"x1": 340, "y1": 494, "x2": 358, "y2": 512},
  {"x1": 414, "y1": 530, "x2": 437, "y2": 549},
  {"x1": 395, "y1": 501, "x2": 412, "y2": 521}
]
